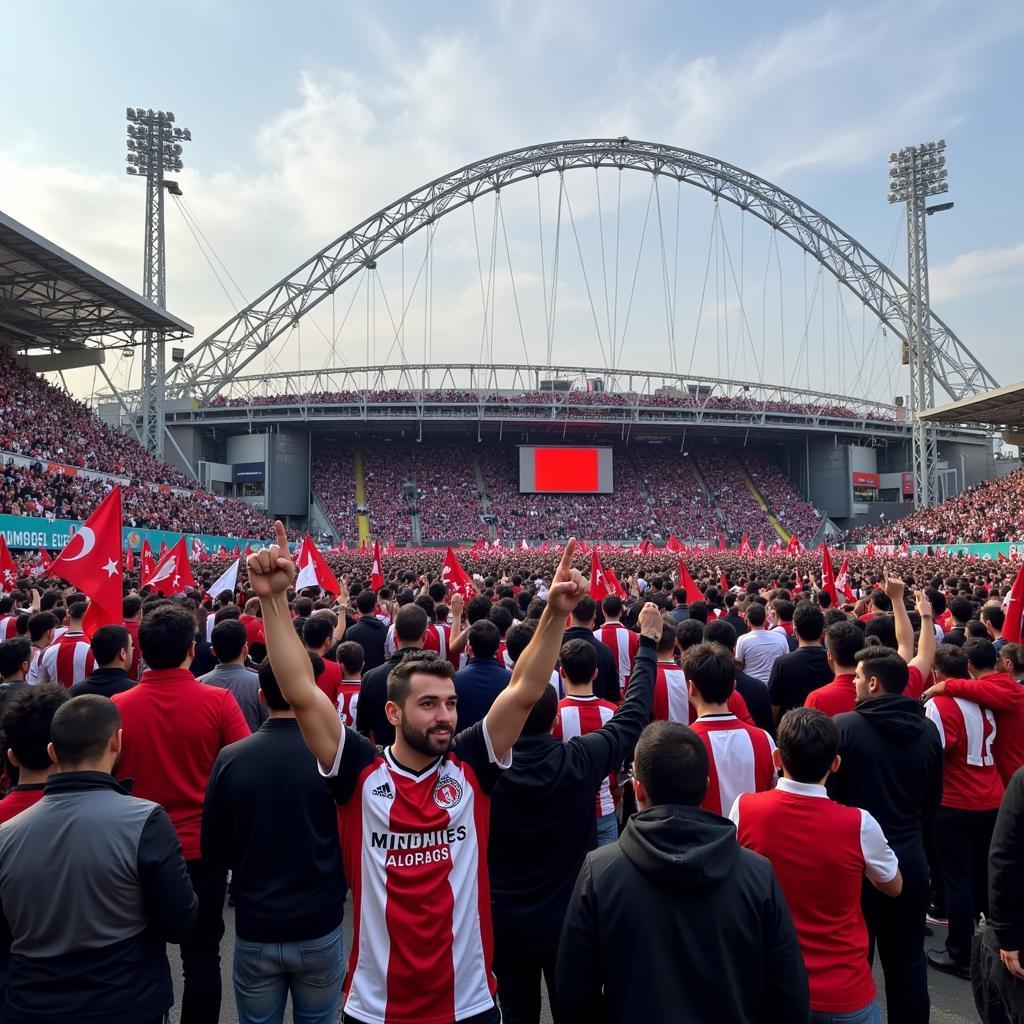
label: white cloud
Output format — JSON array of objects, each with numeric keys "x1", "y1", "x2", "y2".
[{"x1": 930, "y1": 243, "x2": 1024, "y2": 302}]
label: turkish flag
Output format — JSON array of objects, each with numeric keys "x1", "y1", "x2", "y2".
[
  {"x1": 786, "y1": 535, "x2": 802, "y2": 555},
  {"x1": 124, "y1": 543, "x2": 135, "y2": 572},
  {"x1": 441, "y1": 547, "x2": 475, "y2": 600},
  {"x1": 48, "y1": 486, "x2": 123, "y2": 635},
  {"x1": 678, "y1": 559, "x2": 702, "y2": 604},
  {"x1": 30, "y1": 548, "x2": 52, "y2": 580},
  {"x1": 666, "y1": 535, "x2": 683, "y2": 553},
  {"x1": 820, "y1": 543, "x2": 839, "y2": 607},
  {"x1": 738, "y1": 534, "x2": 753, "y2": 556},
  {"x1": 370, "y1": 540, "x2": 384, "y2": 591},
  {"x1": 836, "y1": 558, "x2": 856, "y2": 603},
  {"x1": 140, "y1": 540, "x2": 155, "y2": 581},
  {"x1": 1002, "y1": 562, "x2": 1024, "y2": 645},
  {"x1": 590, "y1": 550, "x2": 611, "y2": 602},
  {"x1": 604, "y1": 563, "x2": 627, "y2": 599},
  {"x1": 145, "y1": 537, "x2": 196, "y2": 596},
  {"x1": 0, "y1": 536, "x2": 17, "y2": 592},
  {"x1": 294, "y1": 534, "x2": 340, "y2": 596}
]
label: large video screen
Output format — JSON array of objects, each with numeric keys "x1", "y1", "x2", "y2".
[{"x1": 518, "y1": 446, "x2": 614, "y2": 494}]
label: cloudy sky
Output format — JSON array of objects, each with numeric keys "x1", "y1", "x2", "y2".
[{"x1": 2, "y1": 0, "x2": 1022, "y2": 405}]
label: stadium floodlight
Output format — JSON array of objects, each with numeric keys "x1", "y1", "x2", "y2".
[
  {"x1": 124, "y1": 104, "x2": 191, "y2": 458},
  {"x1": 887, "y1": 138, "x2": 950, "y2": 511}
]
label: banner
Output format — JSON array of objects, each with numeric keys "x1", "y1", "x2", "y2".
[
  {"x1": 851, "y1": 541, "x2": 1016, "y2": 560},
  {"x1": 0, "y1": 513, "x2": 268, "y2": 555}
]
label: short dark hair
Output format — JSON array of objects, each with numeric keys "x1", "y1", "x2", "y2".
[
  {"x1": 0, "y1": 638, "x2": 33, "y2": 678},
  {"x1": 27, "y1": 611, "x2": 58, "y2": 643},
  {"x1": 50, "y1": 695, "x2": 121, "y2": 766},
  {"x1": 468, "y1": 619, "x2": 501, "y2": 660},
  {"x1": 633, "y1": 721, "x2": 708, "y2": 807},
  {"x1": 90, "y1": 625, "x2": 132, "y2": 667},
  {"x1": 67, "y1": 599, "x2": 88, "y2": 621},
  {"x1": 214, "y1": 604, "x2": 242, "y2": 624},
  {"x1": 682, "y1": 642, "x2": 735, "y2": 704},
  {"x1": 394, "y1": 604, "x2": 429, "y2": 643},
  {"x1": 257, "y1": 651, "x2": 321, "y2": 711},
  {"x1": 505, "y1": 621, "x2": 536, "y2": 663},
  {"x1": 771, "y1": 599, "x2": 795, "y2": 624},
  {"x1": 1000, "y1": 643, "x2": 1024, "y2": 675},
  {"x1": 336, "y1": 640, "x2": 364, "y2": 675},
  {"x1": 676, "y1": 619, "x2": 704, "y2": 651},
  {"x1": 966, "y1": 619, "x2": 989, "y2": 639},
  {"x1": 656, "y1": 614, "x2": 678, "y2": 653},
  {"x1": 854, "y1": 647, "x2": 909, "y2": 694},
  {"x1": 825, "y1": 621, "x2": 864, "y2": 668},
  {"x1": 2, "y1": 684, "x2": 68, "y2": 770},
  {"x1": 123, "y1": 595, "x2": 142, "y2": 618},
  {"x1": 745, "y1": 603, "x2": 766, "y2": 627},
  {"x1": 981, "y1": 606, "x2": 1006, "y2": 631},
  {"x1": 934, "y1": 643, "x2": 970, "y2": 680},
  {"x1": 211, "y1": 619, "x2": 248, "y2": 663},
  {"x1": 965, "y1": 638, "x2": 999, "y2": 672},
  {"x1": 138, "y1": 605, "x2": 196, "y2": 670},
  {"x1": 521, "y1": 685, "x2": 559, "y2": 736},
  {"x1": 793, "y1": 603, "x2": 825, "y2": 642},
  {"x1": 863, "y1": 615, "x2": 898, "y2": 650},
  {"x1": 687, "y1": 600, "x2": 709, "y2": 624},
  {"x1": 777, "y1": 708, "x2": 838, "y2": 783},
  {"x1": 428, "y1": 582, "x2": 447, "y2": 603},
  {"x1": 465, "y1": 596, "x2": 492, "y2": 624},
  {"x1": 602, "y1": 595, "x2": 623, "y2": 619},
  {"x1": 703, "y1": 618, "x2": 738, "y2": 652},
  {"x1": 302, "y1": 615, "x2": 334, "y2": 651},
  {"x1": 572, "y1": 596, "x2": 598, "y2": 625},
  {"x1": 387, "y1": 654, "x2": 454, "y2": 706},
  {"x1": 488, "y1": 605, "x2": 514, "y2": 637},
  {"x1": 559, "y1": 639, "x2": 597, "y2": 684},
  {"x1": 356, "y1": 589, "x2": 378, "y2": 614}
]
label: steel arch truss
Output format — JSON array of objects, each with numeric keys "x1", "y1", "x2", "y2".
[{"x1": 172, "y1": 138, "x2": 996, "y2": 403}]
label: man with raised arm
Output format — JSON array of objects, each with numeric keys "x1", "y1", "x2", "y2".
[{"x1": 247, "y1": 522, "x2": 588, "y2": 1024}]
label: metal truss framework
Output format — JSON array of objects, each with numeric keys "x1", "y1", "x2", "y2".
[{"x1": 167, "y1": 138, "x2": 997, "y2": 405}]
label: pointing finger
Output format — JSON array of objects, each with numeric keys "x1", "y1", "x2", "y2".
[
  {"x1": 557, "y1": 538, "x2": 578, "y2": 578},
  {"x1": 274, "y1": 520, "x2": 288, "y2": 551}
]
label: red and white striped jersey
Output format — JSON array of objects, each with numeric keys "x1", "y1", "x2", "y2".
[
  {"x1": 593, "y1": 623, "x2": 639, "y2": 696},
  {"x1": 652, "y1": 662, "x2": 752, "y2": 726},
  {"x1": 553, "y1": 694, "x2": 618, "y2": 816},
  {"x1": 690, "y1": 713, "x2": 776, "y2": 815},
  {"x1": 926, "y1": 695, "x2": 1004, "y2": 811},
  {"x1": 336, "y1": 680, "x2": 360, "y2": 728},
  {"x1": 0, "y1": 615, "x2": 21, "y2": 640},
  {"x1": 35, "y1": 632, "x2": 95, "y2": 688},
  {"x1": 324, "y1": 719, "x2": 508, "y2": 1024},
  {"x1": 387, "y1": 622, "x2": 450, "y2": 662}
]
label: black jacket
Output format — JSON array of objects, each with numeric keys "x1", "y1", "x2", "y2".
[
  {"x1": 201, "y1": 718, "x2": 345, "y2": 942},
  {"x1": 724, "y1": 610, "x2": 748, "y2": 637},
  {"x1": 736, "y1": 669, "x2": 774, "y2": 734},
  {"x1": 356, "y1": 646, "x2": 423, "y2": 745},
  {"x1": 767, "y1": 645, "x2": 833, "y2": 717},
  {"x1": 70, "y1": 667, "x2": 135, "y2": 699},
  {"x1": 828, "y1": 695, "x2": 943, "y2": 886},
  {"x1": 990, "y1": 767, "x2": 1024, "y2": 951},
  {"x1": 0, "y1": 772, "x2": 196, "y2": 1024},
  {"x1": 557, "y1": 804, "x2": 809, "y2": 1023},
  {"x1": 344, "y1": 616, "x2": 389, "y2": 672},
  {"x1": 563, "y1": 626, "x2": 620, "y2": 703},
  {"x1": 489, "y1": 638, "x2": 657, "y2": 948}
]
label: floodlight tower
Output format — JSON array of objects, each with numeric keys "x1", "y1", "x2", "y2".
[
  {"x1": 125, "y1": 107, "x2": 191, "y2": 456},
  {"x1": 888, "y1": 140, "x2": 950, "y2": 510}
]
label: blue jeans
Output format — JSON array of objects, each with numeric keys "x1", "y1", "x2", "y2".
[
  {"x1": 810, "y1": 1000, "x2": 881, "y2": 1024},
  {"x1": 595, "y1": 812, "x2": 619, "y2": 847},
  {"x1": 233, "y1": 924, "x2": 344, "y2": 1024}
]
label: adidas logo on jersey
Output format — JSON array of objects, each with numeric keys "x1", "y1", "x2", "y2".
[{"x1": 372, "y1": 781, "x2": 394, "y2": 799}]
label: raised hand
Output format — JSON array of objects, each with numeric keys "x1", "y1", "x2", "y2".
[
  {"x1": 450, "y1": 592, "x2": 465, "y2": 618},
  {"x1": 545, "y1": 539, "x2": 588, "y2": 617},
  {"x1": 247, "y1": 520, "x2": 296, "y2": 599},
  {"x1": 883, "y1": 569, "x2": 905, "y2": 604},
  {"x1": 915, "y1": 588, "x2": 934, "y2": 620},
  {"x1": 637, "y1": 602, "x2": 664, "y2": 641}
]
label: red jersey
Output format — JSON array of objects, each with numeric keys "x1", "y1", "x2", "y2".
[
  {"x1": 324, "y1": 719, "x2": 507, "y2": 1024},
  {"x1": 593, "y1": 623, "x2": 639, "y2": 695},
  {"x1": 113, "y1": 668, "x2": 251, "y2": 859},
  {"x1": 732, "y1": 779, "x2": 898, "y2": 1014},
  {"x1": 804, "y1": 674, "x2": 856, "y2": 717},
  {"x1": 314, "y1": 657, "x2": 342, "y2": 706},
  {"x1": 939, "y1": 673, "x2": 1024, "y2": 786},
  {"x1": 0, "y1": 784, "x2": 45, "y2": 824},
  {"x1": 0, "y1": 616, "x2": 20, "y2": 640},
  {"x1": 35, "y1": 632, "x2": 95, "y2": 688},
  {"x1": 553, "y1": 695, "x2": 618, "y2": 816},
  {"x1": 925, "y1": 695, "x2": 1004, "y2": 810},
  {"x1": 652, "y1": 662, "x2": 752, "y2": 725},
  {"x1": 337, "y1": 679, "x2": 360, "y2": 728},
  {"x1": 690, "y1": 713, "x2": 776, "y2": 816},
  {"x1": 123, "y1": 619, "x2": 142, "y2": 680},
  {"x1": 240, "y1": 614, "x2": 266, "y2": 648}
]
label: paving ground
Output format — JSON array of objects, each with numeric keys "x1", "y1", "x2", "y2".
[{"x1": 170, "y1": 903, "x2": 982, "y2": 1023}]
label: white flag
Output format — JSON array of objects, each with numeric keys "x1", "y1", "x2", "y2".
[{"x1": 206, "y1": 558, "x2": 240, "y2": 601}]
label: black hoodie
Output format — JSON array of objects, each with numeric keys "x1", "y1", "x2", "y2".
[
  {"x1": 557, "y1": 805, "x2": 809, "y2": 1023},
  {"x1": 828, "y1": 694, "x2": 943, "y2": 885}
]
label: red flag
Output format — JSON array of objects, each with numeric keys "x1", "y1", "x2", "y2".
[
  {"x1": 755, "y1": 539, "x2": 766, "y2": 557},
  {"x1": 640, "y1": 539, "x2": 653, "y2": 556},
  {"x1": 233, "y1": 545, "x2": 241, "y2": 558},
  {"x1": 140, "y1": 540, "x2": 155, "y2": 581},
  {"x1": 48, "y1": 486, "x2": 123, "y2": 635},
  {"x1": 0, "y1": 537, "x2": 17, "y2": 592},
  {"x1": 1003, "y1": 562, "x2": 1024, "y2": 645},
  {"x1": 590, "y1": 551, "x2": 612, "y2": 602},
  {"x1": 604, "y1": 563, "x2": 627, "y2": 599},
  {"x1": 158, "y1": 540, "x2": 168, "y2": 559},
  {"x1": 370, "y1": 540, "x2": 384, "y2": 591},
  {"x1": 124, "y1": 543, "x2": 135, "y2": 572},
  {"x1": 865, "y1": 541, "x2": 876, "y2": 558},
  {"x1": 145, "y1": 537, "x2": 196, "y2": 596},
  {"x1": 217, "y1": 545, "x2": 228, "y2": 558},
  {"x1": 836, "y1": 558, "x2": 855, "y2": 603},
  {"x1": 718, "y1": 535, "x2": 727, "y2": 551},
  {"x1": 678, "y1": 559, "x2": 702, "y2": 604},
  {"x1": 441, "y1": 547, "x2": 475, "y2": 600},
  {"x1": 244, "y1": 542, "x2": 253, "y2": 558},
  {"x1": 720, "y1": 572, "x2": 729, "y2": 591},
  {"x1": 738, "y1": 534, "x2": 753, "y2": 556},
  {"x1": 785, "y1": 535, "x2": 802, "y2": 555},
  {"x1": 295, "y1": 534, "x2": 340, "y2": 596},
  {"x1": 820, "y1": 543, "x2": 839, "y2": 607},
  {"x1": 666, "y1": 535, "x2": 683, "y2": 553}
]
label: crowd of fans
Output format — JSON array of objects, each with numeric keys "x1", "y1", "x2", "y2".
[
  {"x1": 743, "y1": 453, "x2": 822, "y2": 539},
  {"x1": 865, "y1": 467, "x2": 1024, "y2": 545},
  {"x1": 310, "y1": 450, "x2": 357, "y2": 545}
]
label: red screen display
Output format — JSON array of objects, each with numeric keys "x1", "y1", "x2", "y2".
[{"x1": 534, "y1": 447, "x2": 599, "y2": 492}]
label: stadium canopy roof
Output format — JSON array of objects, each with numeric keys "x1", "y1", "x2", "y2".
[
  {"x1": 921, "y1": 380, "x2": 1024, "y2": 432},
  {"x1": 0, "y1": 209, "x2": 191, "y2": 370}
]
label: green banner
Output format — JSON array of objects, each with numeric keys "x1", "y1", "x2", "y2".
[
  {"x1": 853, "y1": 541, "x2": 1016, "y2": 559},
  {"x1": 0, "y1": 513, "x2": 266, "y2": 555}
]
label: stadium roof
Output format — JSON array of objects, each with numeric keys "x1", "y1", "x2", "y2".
[
  {"x1": 921, "y1": 380, "x2": 1024, "y2": 431},
  {"x1": 0, "y1": 209, "x2": 191, "y2": 357}
]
